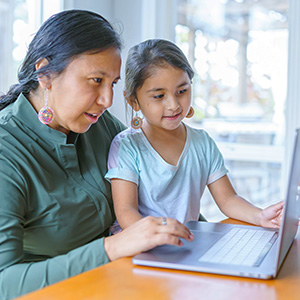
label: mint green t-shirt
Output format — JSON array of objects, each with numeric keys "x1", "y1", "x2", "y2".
[
  {"x1": 105, "y1": 125, "x2": 228, "y2": 224},
  {"x1": 0, "y1": 94, "x2": 125, "y2": 299}
]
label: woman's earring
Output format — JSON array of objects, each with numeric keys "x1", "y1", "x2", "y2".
[
  {"x1": 186, "y1": 106, "x2": 194, "y2": 118},
  {"x1": 38, "y1": 89, "x2": 54, "y2": 124},
  {"x1": 131, "y1": 113, "x2": 143, "y2": 130}
]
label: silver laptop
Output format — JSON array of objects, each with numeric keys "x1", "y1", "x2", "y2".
[{"x1": 132, "y1": 128, "x2": 300, "y2": 279}]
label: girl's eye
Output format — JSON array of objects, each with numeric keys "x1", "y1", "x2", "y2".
[
  {"x1": 153, "y1": 94, "x2": 164, "y2": 99},
  {"x1": 177, "y1": 88, "x2": 187, "y2": 95}
]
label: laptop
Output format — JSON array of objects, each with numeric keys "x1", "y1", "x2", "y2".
[{"x1": 132, "y1": 128, "x2": 300, "y2": 279}]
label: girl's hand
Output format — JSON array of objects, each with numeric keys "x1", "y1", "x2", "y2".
[
  {"x1": 258, "y1": 201, "x2": 284, "y2": 228},
  {"x1": 104, "y1": 216, "x2": 194, "y2": 261}
]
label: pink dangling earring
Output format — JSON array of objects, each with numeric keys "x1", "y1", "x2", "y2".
[
  {"x1": 38, "y1": 89, "x2": 54, "y2": 124},
  {"x1": 131, "y1": 113, "x2": 143, "y2": 130},
  {"x1": 186, "y1": 106, "x2": 194, "y2": 118}
]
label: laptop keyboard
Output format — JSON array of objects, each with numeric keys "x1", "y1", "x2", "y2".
[{"x1": 198, "y1": 228, "x2": 278, "y2": 267}]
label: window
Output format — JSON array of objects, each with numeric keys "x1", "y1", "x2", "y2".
[
  {"x1": 176, "y1": 0, "x2": 288, "y2": 221},
  {"x1": 0, "y1": 0, "x2": 63, "y2": 94},
  {"x1": 0, "y1": 0, "x2": 13, "y2": 92}
]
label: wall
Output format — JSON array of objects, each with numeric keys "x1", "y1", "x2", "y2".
[{"x1": 64, "y1": 0, "x2": 178, "y2": 124}]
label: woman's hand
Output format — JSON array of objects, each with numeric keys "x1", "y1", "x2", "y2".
[
  {"x1": 104, "y1": 216, "x2": 194, "y2": 261},
  {"x1": 258, "y1": 201, "x2": 284, "y2": 228}
]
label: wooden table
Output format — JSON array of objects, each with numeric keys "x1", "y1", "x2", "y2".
[{"x1": 17, "y1": 220, "x2": 300, "y2": 300}]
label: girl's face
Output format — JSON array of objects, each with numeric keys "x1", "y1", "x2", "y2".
[
  {"x1": 135, "y1": 64, "x2": 192, "y2": 132},
  {"x1": 47, "y1": 47, "x2": 121, "y2": 134}
]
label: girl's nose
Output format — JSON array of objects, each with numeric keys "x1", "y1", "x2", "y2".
[{"x1": 166, "y1": 96, "x2": 179, "y2": 110}]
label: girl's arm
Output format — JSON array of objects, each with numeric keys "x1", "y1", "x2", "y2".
[
  {"x1": 111, "y1": 178, "x2": 143, "y2": 229},
  {"x1": 208, "y1": 175, "x2": 284, "y2": 227}
]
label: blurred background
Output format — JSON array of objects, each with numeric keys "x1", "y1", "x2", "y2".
[{"x1": 1, "y1": 0, "x2": 299, "y2": 221}]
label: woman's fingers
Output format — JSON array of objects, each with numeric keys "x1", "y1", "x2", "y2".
[
  {"x1": 155, "y1": 217, "x2": 194, "y2": 242},
  {"x1": 151, "y1": 232, "x2": 184, "y2": 246},
  {"x1": 104, "y1": 216, "x2": 194, "y2": 261}
]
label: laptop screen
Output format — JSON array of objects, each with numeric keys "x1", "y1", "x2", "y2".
[{"x1": 275, "y1": 128, "x2": 300, "y2": 269}]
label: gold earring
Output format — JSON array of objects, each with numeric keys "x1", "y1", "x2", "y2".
[
  {"x1": 186, "y1": 107, "x2": 194, "y2": 118},
  {"x1": 38, "y1": 89, "x2": 54, "y2": 124}
]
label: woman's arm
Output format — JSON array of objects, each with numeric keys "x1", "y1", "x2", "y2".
[
  {"x1": 0, "y1": 234, "x2": 110, "y2": 299},
  {"x1": 208, "y1": 175, "x2": 284, "y2": 227},
  {"x1": 0, "y1": 180, "x2": 194, "y2": 300},
  {"x1": 111, "y1": 179, "x2": 143, "y2": 229},
  {"x1": 0, "y1": 162, "x2": 111, "y2": 299}
]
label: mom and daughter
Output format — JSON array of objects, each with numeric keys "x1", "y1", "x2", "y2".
[{"x1": 0, "y1": 9, "x2": 283, "y2": 299}]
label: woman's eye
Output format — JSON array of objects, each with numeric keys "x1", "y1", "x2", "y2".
[{"x1": 93, "y1": 78, "x2": 102, "y2": 83}]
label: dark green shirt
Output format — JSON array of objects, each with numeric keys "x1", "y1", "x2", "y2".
[{"x1": 0, "y1": 94, "x2": 126, "y2": 299}]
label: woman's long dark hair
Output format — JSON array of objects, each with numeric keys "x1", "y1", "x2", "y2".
[{"x1": 0, "y1": 9, "x2": 122, "y2": 110}]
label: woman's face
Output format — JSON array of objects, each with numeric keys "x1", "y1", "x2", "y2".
[{"x1": 47, "y1": 46, "x2": 121, "y2": 134}]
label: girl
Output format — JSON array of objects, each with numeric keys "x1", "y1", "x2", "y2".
[{"x1": 105, "y1": 39, "x2": 283, "y2": 232}]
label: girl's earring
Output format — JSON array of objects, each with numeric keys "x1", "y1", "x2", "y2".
[
  {"x1": 131, "y1": 112, "x2": 143, "y2": 130},
  {"x1": 38, "y1": 88, "x2": 54, "y2": 124},
  {"x1": 186, "y1": 106, "x2": 194, "y2": 118}
]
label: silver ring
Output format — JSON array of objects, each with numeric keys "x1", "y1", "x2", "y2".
[{"x1": 162, "y1": 217, "x2": 167, "y2": 225}]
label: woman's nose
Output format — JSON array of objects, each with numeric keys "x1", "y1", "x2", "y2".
[{"x1": 96, "y1": 87, "x2": 113, "y2": 109}]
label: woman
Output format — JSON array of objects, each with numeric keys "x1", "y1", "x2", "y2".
[{"x1": 0, "y1": 10, "x2": 193, "y2": 299}]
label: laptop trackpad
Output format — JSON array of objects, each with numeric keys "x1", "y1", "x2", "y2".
[{"x1": 145, "y1": 231, "x2": 222, "y2": 263}]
